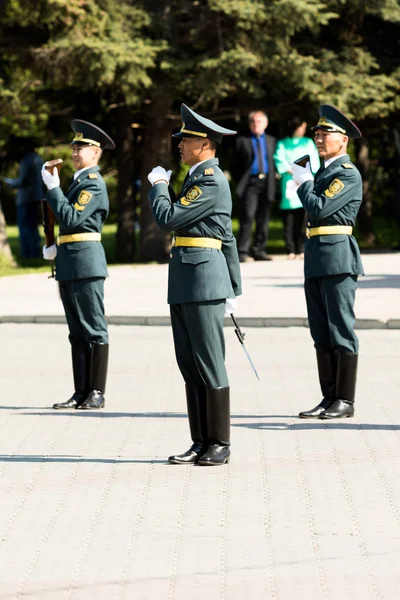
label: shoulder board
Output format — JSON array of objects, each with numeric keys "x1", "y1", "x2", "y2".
[
  {"x1": 204, "y1": 167, "x2": 214, "y2": 176},
  {"x1": 341, "y1": 163, "x2": 353, "y2": 169},
  {"x1": 88, "y1": 172, "x2": 98, "y2": 179}
]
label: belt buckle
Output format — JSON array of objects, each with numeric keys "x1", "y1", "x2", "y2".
[{"x1": 56, "y1": 236, "x2": 61, "y2": 246}]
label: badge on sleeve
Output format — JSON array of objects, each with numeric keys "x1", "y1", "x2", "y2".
[
  {"x1": 180, "y1": 185, "x2": 202, "y2": 206},
  {"x1": 78, "y1": 190, "x2": 93, "y2": 205},
  {"x1": 325, "y1": 179, "x2": 344, "y2": 198}
]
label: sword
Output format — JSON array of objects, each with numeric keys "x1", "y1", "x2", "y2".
[{"x1": 230, "y1": 314, "x2": 260, "y2": 381}]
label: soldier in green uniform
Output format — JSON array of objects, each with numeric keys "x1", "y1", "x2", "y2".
[
  {"x1": 147, "y1": 104, "x2": 242, "y2": 466},
  {"x1": 291, "y1": 105, "x2": 364, "y2": 419},
  {"x1": 41, "y1": 120, "x2": 115, "y2": 410}
]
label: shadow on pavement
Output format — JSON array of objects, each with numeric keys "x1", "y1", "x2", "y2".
[
  {"x1": 233, "y1": 421, "x2": 400, "y2": 431},
  {"x1": 0, "y1": 455, "x2": 166, "y2": 464}
]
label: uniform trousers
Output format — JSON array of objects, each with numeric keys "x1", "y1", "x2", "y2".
[
  {"x1": 59, "y1": 277, "x2": 108, "y2": 346},
  {"x1": 305, "y1": 274, "x2": 358, "y2": 354},
  {"x1": 170, "y1": 300, "x2": 228, "y2": 389}
]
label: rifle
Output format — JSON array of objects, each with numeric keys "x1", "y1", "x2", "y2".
[{"x1": 41, "y1": 159, "x2": 62, "y2": 278}]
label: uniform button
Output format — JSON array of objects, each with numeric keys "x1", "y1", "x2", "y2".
[
  {"x1": 180, "y1": 249, "x2": 184, "y2": 256},
  {"x1": 170, "y1": 253, "x2": 173, "y2": 258}
]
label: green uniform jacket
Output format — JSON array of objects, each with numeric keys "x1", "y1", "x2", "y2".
[
  {"x1": 148, "y1": 158, "x2": 242, "y2": 304},
  {"x1": 45, "y1": 165, "x2": 109, "y2": 281},
  {"x1": 297, "y1": 154, "x2": 364, "y2": 279}
]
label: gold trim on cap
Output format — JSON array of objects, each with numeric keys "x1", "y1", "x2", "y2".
[
  {"x1": 317, "y1": 117, "x2": 346, "y2": 134},
  {"x1": 72, "y1": 136, "x2": 101, "y2": 147},
  {"x1": 180, "y1": 127, "x2": 207, "y2": 138}
]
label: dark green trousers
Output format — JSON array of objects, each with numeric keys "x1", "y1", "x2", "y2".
[
  {"x1": 305, "y1": 274, "x2": 358, "y2": 353},
  {"x1": 170, "y1": 300, "x2": 229, "y2": 389},
  {"x1": 59, "y1": 277, "x2": 108, "y2": 345}
]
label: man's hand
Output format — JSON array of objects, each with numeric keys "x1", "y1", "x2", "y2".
[
  {"x1": 224, "y1": 297, "x2": 238, "y2": 317},
  {"x1": 147, "y1": 166, "x2": 172, "y2": 186},
  {"x1": 43, "y1": 244, "x2": 57, "y2": 260},
  {"x1": 291, "y1": 161, "x2": 314, "y2": 186},
  {"x1": 41, "y1": 165, "x2": 60, "y2": 191}
]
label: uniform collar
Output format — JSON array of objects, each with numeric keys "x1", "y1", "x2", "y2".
[
  {"x1": 73, "y1": 165, "x2": 100, "y2": 180},
  {"x1": 324, "y1": 153, "x2": 348, "y2": 169},
  {"x1": 188, "y1": 157, "x2": 219, "y2": 178}
]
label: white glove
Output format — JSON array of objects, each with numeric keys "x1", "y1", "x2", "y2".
[
  {"x1": 41, "y1": 164, "x2": 60, "y2": 191},
  {"x1": 43, "y1": 244, "x2": 57, "y2": 260},
  {"x1": 224, "y1": 297, "x2": 238, "y2": 317},
  {"x1": 147, "y1": 166, "x2": 172, "y2": 186},
  {"x1": 291, "y1": 161, "x2": 314, "y2": 186}
]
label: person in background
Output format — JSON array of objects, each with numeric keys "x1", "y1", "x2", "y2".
[
  {"x1": 274, "y1": 117, "x2": 320, "y2": 259},
  {"x1": 232, "y1": 110, "x2": 276, "y2": 262},
  {"x1": 4, "y1": 137, "x2": 43, "y2": 259}
]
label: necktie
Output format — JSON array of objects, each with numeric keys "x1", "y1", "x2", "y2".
[{"x1": 257, "y1": 137, "x2": 265, "y2": 175}]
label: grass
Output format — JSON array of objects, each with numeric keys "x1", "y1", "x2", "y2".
[{"x1": 1, "y1": 216, "x2": 398, "y2": 277}]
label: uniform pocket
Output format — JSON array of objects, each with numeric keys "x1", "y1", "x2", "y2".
[
  {"x1": 318, "y1": 234, "x2": 347, "y2": 245},
  {"x1": 180, "y1": 249, "x2": 212, "y2": 265}
]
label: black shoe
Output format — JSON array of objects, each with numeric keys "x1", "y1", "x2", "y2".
[
  {"x1": 168, "y1": 443, "x2": 206, "y2": 464},
  {"x1": 253, "y1": 251, "x2": 272, "y2": 261},
  {"x1": 298, "y1": 397, "x2": 334, "y2": 418},
  {"x1": 53, "y1": 392, "x2": 87, "y2": 410},
  {"x1": 77, "y1": 389, "x2": 105, "y2": 409},
  {"x1": 197, "y1": 444, "x2": 230, "y2": 466},
  {"x1": 319, "y1": 399, "x2": 354, "y2": 419}
]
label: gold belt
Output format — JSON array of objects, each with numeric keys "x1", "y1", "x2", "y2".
[
  {"x1": 173, "y1": 236, "x2": 222, "y2": 249},
  {"x1": 306, "y1": 226, "x2": 353, "y2": 239},
  {"x1": 57, "y1": 233, "x2": 101, "y2": 245}
]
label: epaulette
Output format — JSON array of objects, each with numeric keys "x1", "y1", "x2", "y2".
[
  {"x1": 341, "y1": 163, "x2": 353, "y2": 169},
  {"x1": 88, "y1": 172, "x2": 98, "y2": 179},
  {"x1": 204, "y1": 167, "x2": 214, "y2": 176}
]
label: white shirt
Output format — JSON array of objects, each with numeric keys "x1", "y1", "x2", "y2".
[
  {"x1": 73, "y1": 167, "x2": 90, "y2": 180},
  {"x1": 324, "y1": 154, "x2": 347, "y2": 169},
  {"x1": 189, "y1": 159, "x2": 209, "y2": 176}
]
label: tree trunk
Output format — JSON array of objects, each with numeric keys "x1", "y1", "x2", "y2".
[
  {"x1": 0, "y1": 199, "x2": 16, "y2": 268},
  {"x1": 138, "y1": 89, "x2": 174, "y2": 263},
  {"x1": 115, "y1": 103, "x2": 136, "y2": 263}
]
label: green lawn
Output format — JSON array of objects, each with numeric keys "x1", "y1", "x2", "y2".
[{"x1": 1, "y1": 215, "x2": 398, "y2": 277}]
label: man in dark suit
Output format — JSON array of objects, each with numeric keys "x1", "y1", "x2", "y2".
[
  {"x1": 41, "y1": 120, "x2": 115, "y2": 411},
  {"x1": 291, "y1": 105, "x2": 364, "y2": 420},
  {"x1": 147, "y1": 103, "x2": 242, "y2": 466},
  {"x1": 233, "y1": 111, "x2": 276, "y2": 262}
]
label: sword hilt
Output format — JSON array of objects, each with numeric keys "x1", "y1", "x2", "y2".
[{"x1": 231, "y1": 314, "x2": 245, "y2": 343}]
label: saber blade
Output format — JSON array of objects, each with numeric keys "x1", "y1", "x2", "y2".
[{"x1": 230, "y1": 314, "x2": 260, "y2": 381}]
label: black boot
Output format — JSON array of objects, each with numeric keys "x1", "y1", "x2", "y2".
[
  {"x1": 168, "y1": 385, "x2": 207, "y2": 464},
  {"x1": 320, "y1": 352, "x2": 357, "y2": 419},
  {"x1": 299, "y1": 350, "x2": 337, "y2": 418},
  {"x1": 78, "y1": 343, "x2": 108, "y2": 409},
  {"x1": 53, "y1": 344, "x2": 90, "y2": 409},
  {"x1": 197, "y1": 388, "x2": 230, "y2": 466}
]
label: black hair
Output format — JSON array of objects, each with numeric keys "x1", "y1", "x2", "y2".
[{"x1": 286, "y1": 117, "x2": 305, "y2": 137}]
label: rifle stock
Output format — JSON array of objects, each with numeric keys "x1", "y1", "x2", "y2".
[{"x1": 42, "y1": 159, "x2": 62, "y2": 248}]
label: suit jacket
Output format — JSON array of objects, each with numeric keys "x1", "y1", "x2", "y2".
[
  {"x1": 46, "y1": 165, "x2": 109, "y2": 281},
  {"x1": 297, "y1": 154, "x2": 364, "y2": 279},
  {"x1": 148, "y1": 158, "x2": 242, "y2": 304},
  {"x1": 232, "y1": 133, "x2": 276, "y2": 201},
  {"x1": 7, "y1": 152, "x2": 44, "y2": 205}
]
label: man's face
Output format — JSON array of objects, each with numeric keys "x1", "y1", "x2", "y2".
[
  {"x1": 249, "y1": 113, "x2": 268, "y2": 136},
  {"x1": 178, "y1": 136, "x2": 205, "y2": 166},
  {"x1": 314, "y1": 129, "x2": 348, "y2": 160},
  {"x1": 71, "y1": 143, "x2": 100, "y2": 170}
]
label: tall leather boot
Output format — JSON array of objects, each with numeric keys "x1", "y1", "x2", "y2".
[
  {"x1": 197, "y1": 387, "x2": 230, "y2": 466},
  {"x1": 168, "y1": 385, "x2": 207, "y2": 464},
  {"x1": 53, "y1": 344, "x2": 90, "y2": 409},
  {"x1": 78, "y1": 343, "x2": 108, "y2": 409},
  {"x1": 299, "y1": 350, "x2": 337, "y2": 418},
  {"x1": 320, "y1": 352, "x2": 357, "y2": 419}
]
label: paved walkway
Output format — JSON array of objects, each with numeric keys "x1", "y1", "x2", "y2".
[
  {"x1": 0, "y1": 324, "x2": 400, "y2": 599},
  {"x1": 0, "y1": 251, "x2": 399, "y2": 326}
]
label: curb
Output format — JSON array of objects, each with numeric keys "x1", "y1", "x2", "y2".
[{"x1": 0, "y1": 315, "x2": 399, "y2": 329}]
